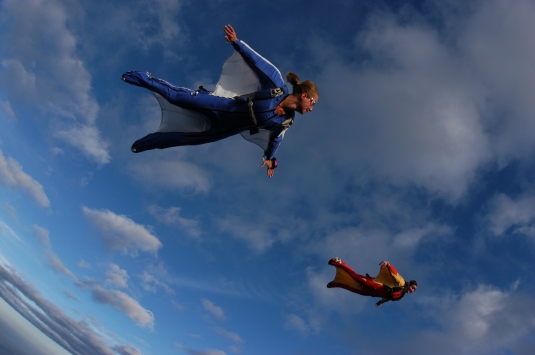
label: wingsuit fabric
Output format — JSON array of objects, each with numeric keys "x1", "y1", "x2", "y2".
[{"x1": 122, "y1": 40, "x2": 293, "y2": 159}]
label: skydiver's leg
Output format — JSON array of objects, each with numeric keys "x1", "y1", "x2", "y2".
[
  {"x1": 327, "y1": 258, "x2": 371, "y2": 288},
  {"x1": 121, "y1": 71, "x2": 233, "y2": 112},
  {"x1": 131, "y1": 126, "x2": 247, "y2": 153}
]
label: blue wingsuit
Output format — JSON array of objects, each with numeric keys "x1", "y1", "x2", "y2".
[{"x1": 122, "y1": 40, "x2": 293, "y2": 160}]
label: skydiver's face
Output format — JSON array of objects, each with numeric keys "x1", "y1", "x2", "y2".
[
  {"x1": 298, "y1": 93, "x2": 318, "y2": 114},
  {"x1": 404, "y1": 285, "x2": 417, "y2": 294}
]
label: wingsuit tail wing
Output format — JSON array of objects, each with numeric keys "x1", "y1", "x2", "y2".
[
  {"x1": 153, "y1": 93, "x2": 211, "y2": 133},
  {"x1": 326, "y1": 258, "x2": 364, "y2": 293}
]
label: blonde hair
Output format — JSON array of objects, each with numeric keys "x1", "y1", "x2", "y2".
[{"x1": 286, "y1": 72, "x2": 318, "y2": 98}]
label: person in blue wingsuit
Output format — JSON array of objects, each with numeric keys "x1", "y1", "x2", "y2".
[{"x1": 122, "y1": 24, "x2": 318, "y2": 177}]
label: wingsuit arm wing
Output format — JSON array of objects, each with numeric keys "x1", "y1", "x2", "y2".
[
  {"x1": 263, "y1": 125, "x2": 287, "y2": 160},
  {"x1": 374, "y1": 262, "x2": 406, "y2": 288},
  {"x1": 231, "y1": 40, "x2": 285, "y2": 89}
]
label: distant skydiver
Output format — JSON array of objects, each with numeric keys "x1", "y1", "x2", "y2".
[
  {"x1": 122, "y1": 24, "x2": 319, "y2": 177},
  {"x1": 327, "y1": 258, "x2": 418, "y2": 307}
]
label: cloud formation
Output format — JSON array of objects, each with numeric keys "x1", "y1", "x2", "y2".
[
  {"x1": 484, "y1": 193, "x2": 535, "y2": 239},
  {"x1": 105, "y1": 264, "x2": 129, "y2": 289},
  {"x1": 215, "y1": 327, "x2": 243, "y2": 345},
  {"x1": 45, "y1": 249, "x2": 81, "y2": 285},
  {"x1": 32, "y1": 224, "x2": 50, "y2": 247},
  {"x1": 284, "y1": 314, "x2": 311, "y2": 335},
  {"x1": 0, "y1": 220, "x2": 20, "y2": 241},
  {"x1": 0, "y1": 262, "x2": 140, "y2": 355},
  {"x1": 128, "y1": 157, "x2": 211, "y2": 194},
  {"x1": 83, "y1": 206, "x2": 162, "y2": 256},
  {"x1": 148, "y1": 205, "x2": 201, "y2": 239},
  {"x1": 139, "y1": 271, "x2": 175, "y2": 295},
  {"x1": 202, "y1": 298, "x2": 225, "y2": 320},
  {"x1": 0, "y1": 149, "x2": 50, "y2": 207},
  {"x1": 112, "y1": 344, "x2": 143, "y2": 355},
  {"x1": 92, "y1": 287, "x2": 155, "y2": 328},
  {"x1": 307, "y1": 0, "x2": 535, "y2": 201},
  {"x1": 407, "y1": 283, "x2": 535, "y2": 355},
  {"x1": 175, "y1": 343, "x2": 227, "y2": 355},
  {"x1": 0, "y1": 0, "x2": 110, "y2": 164}
]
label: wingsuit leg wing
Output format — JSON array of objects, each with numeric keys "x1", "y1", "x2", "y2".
[{"x1": 327, "y1": 258, "x2": 367, "y2": 293}]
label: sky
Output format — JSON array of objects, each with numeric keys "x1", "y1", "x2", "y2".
[{"x1": 1, "y1": 0, "x2": 535, "y2": 354}]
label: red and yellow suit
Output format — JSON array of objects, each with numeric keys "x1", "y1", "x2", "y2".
[{"x1": 327, "y1": 258, "x2": 406, "y2": 304}]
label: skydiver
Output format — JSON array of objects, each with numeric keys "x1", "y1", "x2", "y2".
[
  {"x1": 327, "y1": 258, "x2": 418, "y2": 307},
  {"x1": 122, "y1": 24, "x2": 318, "y2": 177}
]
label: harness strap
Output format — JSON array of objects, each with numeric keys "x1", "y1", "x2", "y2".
[
  {"x1": 270, "y1": 88, "x2": 284, "y2": 97},
  {"x1": 247, "y1": 98, "x2": 259, "y2": 135}
]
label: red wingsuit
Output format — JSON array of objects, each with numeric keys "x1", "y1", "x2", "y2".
[{"x1": 327, "y1": 258, "x2": 407, "y2": 304}]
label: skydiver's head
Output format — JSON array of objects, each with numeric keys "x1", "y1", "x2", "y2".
[
  {"x1": 403, "y1": 280, "x2": 418, "y2": 294},
  {"x1": 286, "y1": 72, "x2": 318, "y2": 114}
]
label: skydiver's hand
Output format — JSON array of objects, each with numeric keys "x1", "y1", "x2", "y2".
[
  {"x1": 379, "y1": 260, "x2": 390, "y2": 267},
  {"x1": 376, "y1": 301, "x2": 383, "y2": 307},
  {"x1": 261, "y1": 160, "x2": 275, "y2": 178},
  {"x1": 224, "y1": 24, "x2": 238, "y2": 42}
]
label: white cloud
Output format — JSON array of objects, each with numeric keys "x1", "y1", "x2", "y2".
[
  {"x1": 216, "y1": 216, "x2": 275, "y2": 253},
  {"x1": 85, "y1": 0, "x2": 186, "y2": 60},
  {"x1": 32, "y1": 224, "x2": 50, "y2": 247},
  {"x1": 201, "y1": 298, "x2": 225, "y2": 320},
  {"x1": 128, "y1": 157, "x2": 211, "y2": 194},
  {"x1": 63, "y1": 290, "x2": 77, "y2": 300},
  {"x1": 55, "y1": 125, "x2": 110, "y2": 166},
  {"x1": 215, "y1": 327, "x2": 243, "y2": 345},
  {"x1": 0, "y1": 0, "x2": 110, "y2": 164},
  {"x1": 0, "y1": 220, "x2": 20, "y2": 241},
  {"x1": 312, "y1": 22, "x2": 489, "y2": 201},
  {"x1": 83, "y1": 207, "x2": 162, "y2": 256},
  {"x1": 458, "y1": 0, "x2": 535, "y2": 167},
  {"x1": 307, "y1": 0, "x2": 535, "y2": 202},
  {"x1": 408, "y1": 284, "x2": 535, "y2": 355},
  {"x1": 112, "y1": 344, "x2": 142, "y2": 355},
  {"x1": 139, "y1": 271, "x2": 175, "y2": 295},
  {"x1": 0, "y1": 149, "x2": 50, "y2": 207},
  {"x1": 148, "y1": 205, "x2": 201, "y2": 239},
  {"x1": 77, "y1": 259, "x2": 91, "y2": 269},
  {"x1": 484, "y1": 193, "x2": 535, "y2": 239},
  {"x1": 0, "y1": 98, "x2": 16, "y2": 120},
  {"x1": 91, "y1": 287, "x2": 154, "y2": 328},
  {"x1": 175, "y1": 343, "x2": 227, "y2": 355},
  {"x1": 105, "y1": 264, "x2": 129, "y2": 289},
  {"x1": 0, "y1": 263, "x2": 140, "y2": 355},
  {"x1": 227, "y1": 345, "x2": 240, "y2": 354},
  {"x1": 284, "y1": 314, "x2": 310, "y2": 336},
  {"x1": 44, "y1": 250, "x2": 80, "y2": 285},
  {"x1": 1, "y1": 203, "x2": 18, "y2": 223},
  {"x1": 305, "y1": 224, "x2": 449, "y2": 272}
]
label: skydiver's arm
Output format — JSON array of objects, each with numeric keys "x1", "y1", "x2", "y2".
[
  {"x1": 229, "y1": 39, "x2": 285, "y2": 88},
  {"x1": 376, "y1": 298, "x2": 389, "y2": 307},
  {"x1": 259, "y1": 127, "x2": 286, "y2": 177},
  {"x1": 264, "y1": 126, "x2": 286, "y2": 160}
]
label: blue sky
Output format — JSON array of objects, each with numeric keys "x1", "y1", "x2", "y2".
[{"x1": 1, "y1": 0, "x2": 535, "y2": 354}]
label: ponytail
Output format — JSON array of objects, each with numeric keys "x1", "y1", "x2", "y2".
[{"x1": 286, "y1": 72, "x2": 318, "y2": 98}]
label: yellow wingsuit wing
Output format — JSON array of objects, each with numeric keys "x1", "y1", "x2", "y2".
[
  {"x1": 374, "y1": 263, "x2": 406, "y2": 288},
  {"x1": 330, "y1": 266, "x2": 364, "y2": 292}
]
